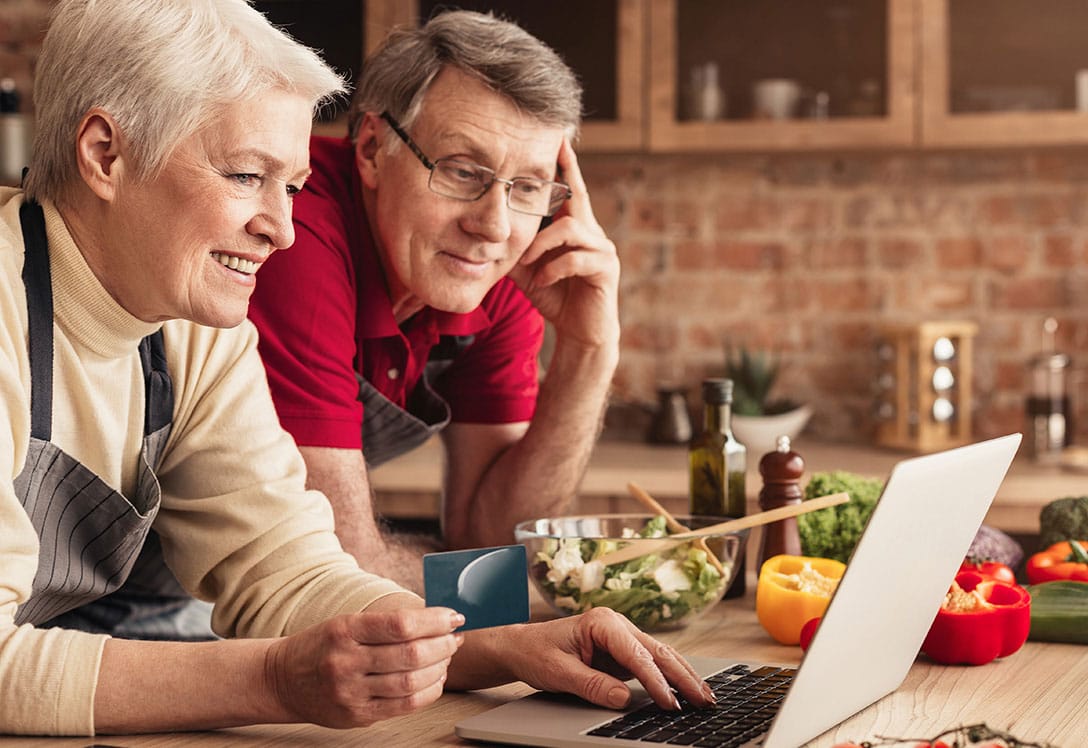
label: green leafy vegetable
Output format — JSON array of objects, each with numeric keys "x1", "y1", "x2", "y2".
[
  {"x1": 798, "y1": 471, "x2": 884, "y2": 563},
  {"x1": 1039, "y1": 496, "x2": 1088, "y2": 550},
  {"x1": 531, "y1": 516, "x2": 728, "y2": 630}
]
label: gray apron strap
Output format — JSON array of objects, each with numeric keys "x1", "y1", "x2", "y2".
[
  {"x1": 358, "y1": 334, "x2": 473, "y2": 468},
  {"x1": 12, "y1": 200, "x2": 213, "y2": 639}
]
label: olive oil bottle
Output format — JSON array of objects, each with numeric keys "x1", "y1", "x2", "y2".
[{"x1": 689, "y1": 378, "x2": 748, "y2": 598}]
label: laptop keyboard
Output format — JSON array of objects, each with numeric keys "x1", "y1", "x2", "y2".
[{"x1": 585, "y1": 664, "x2": 796, "y2": 747}]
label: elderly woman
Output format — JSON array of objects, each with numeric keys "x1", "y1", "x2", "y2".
[{"x1": 0, "y1": 0, "x2": 713, "y2": 737}]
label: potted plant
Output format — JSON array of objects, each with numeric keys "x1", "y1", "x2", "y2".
[{"x1": 724, "y1": 346, "x2": 812, "y2": 456}]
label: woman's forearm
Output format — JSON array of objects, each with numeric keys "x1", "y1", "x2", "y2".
[{"x1": 94, "y1": 637, "x2": 282, "y2": 733}]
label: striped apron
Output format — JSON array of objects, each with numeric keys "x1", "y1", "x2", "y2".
[
  {"x1": 358, "y1": 334, "x2": 475, "y2": 468},
  {"x1": 12, "y1": 200, "x2": 213, "y2": 640}
]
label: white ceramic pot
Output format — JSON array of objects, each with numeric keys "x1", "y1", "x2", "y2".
[{"x1": 732, "y1": 405, "x2": 813, "y2": 458}]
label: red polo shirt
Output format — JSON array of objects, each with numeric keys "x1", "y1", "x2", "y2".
[{"x1": 248, "y1": 135, "x2": 543, "y2": 450}]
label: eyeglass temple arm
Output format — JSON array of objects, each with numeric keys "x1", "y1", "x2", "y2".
[{"x1": 379, "y1": 111, "x2": 435, "y2": 170}]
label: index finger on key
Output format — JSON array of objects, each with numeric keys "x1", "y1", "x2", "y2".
[{"x1": 348, "y1": 607, "x2": 464, "y2": 645}]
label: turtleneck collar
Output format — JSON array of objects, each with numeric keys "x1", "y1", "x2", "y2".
[{"x1": 43, "y1": 200, "x2": 161, "y2": 359}]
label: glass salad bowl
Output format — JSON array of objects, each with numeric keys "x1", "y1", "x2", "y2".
[{"x1": 515, "y1": 514, "x2": 748, "y2": 632}]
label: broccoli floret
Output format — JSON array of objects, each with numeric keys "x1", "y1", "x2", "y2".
[
  {"x1": 1039, "y1": 496, "x2": 1088, "y2": 550},
  {"x1": 797, "y1": 471, "x2": 884, "y2": 564}
]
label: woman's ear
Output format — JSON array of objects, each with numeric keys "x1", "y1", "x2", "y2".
[
  {"x1": 354, "y1": 112, "x2": 383, "y2": 190},
  {"x1": 74, "y1": 108, "x2": 125, "y2": 201}
]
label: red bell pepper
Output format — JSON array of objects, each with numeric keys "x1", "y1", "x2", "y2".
[
  {"x1": 1025, "y1": 539, "x2": 1088, "y2": 584},
  {"x1": 958, "y1": 558, "x2": 1015, "y2": 585},
  {"x1": 921, "y1": 570, "x2": 1031, "y2": 666}
]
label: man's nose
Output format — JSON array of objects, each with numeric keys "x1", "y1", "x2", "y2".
[{"x1": 461, "y1": 180, "x2": 513, "y2": 243}]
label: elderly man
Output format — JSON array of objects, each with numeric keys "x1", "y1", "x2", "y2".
[
  {"x1": 248, "y1": 10, "x2": 621, "y2": 591},
  {"x1": 0, "y1": 0, "x2": 710, "y2": 736}
]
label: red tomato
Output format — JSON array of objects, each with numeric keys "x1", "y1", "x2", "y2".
[
  {"x1": 799, "y1": 616, "x2": 821, "y2": 651},
  {"x1": 959, "y1": 558, "x2": 1016, "y2": 584}
]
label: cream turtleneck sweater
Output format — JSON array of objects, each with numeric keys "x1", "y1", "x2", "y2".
[{"x1": 0, "y1": 189, "x2": 412, "y2": 735}]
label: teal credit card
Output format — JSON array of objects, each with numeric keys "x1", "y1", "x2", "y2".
[{"x1": 423, "y1": 544, "x2": 530, "y2": 631}]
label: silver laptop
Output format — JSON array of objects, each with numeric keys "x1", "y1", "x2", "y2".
[{"x1": 456, "y1": 433, "x2": 1022, "y2": 748}]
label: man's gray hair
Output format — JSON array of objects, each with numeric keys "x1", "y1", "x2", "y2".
[
  {"x1": 349, "y1": 10, "x2": 582, "y2": 144},
  {"x1": 25, "y1": 0, "x2": 346, "y2": 203}
]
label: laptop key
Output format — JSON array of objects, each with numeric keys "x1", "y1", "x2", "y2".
[
  {"x1": 641, "y1": 728, "x2": 684, "y2": 742},
  {"x1": 617, "y1": 723, "x2": 663, "y2": 739}
]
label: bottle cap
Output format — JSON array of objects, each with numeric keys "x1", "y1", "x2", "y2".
[
  {"x1": 702, "y1": 378, "x2": 733, "y2": 404},
  {"x1": 0, "y1": 78, "x2": 19, "y2": 114},
  {"x1": 759, "y1": 437, "x2": 804, "y2": 481}
]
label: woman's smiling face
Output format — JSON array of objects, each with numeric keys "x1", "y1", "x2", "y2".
[{"x1": 104, "y1": 89, "x2": 313, "y2": 327}]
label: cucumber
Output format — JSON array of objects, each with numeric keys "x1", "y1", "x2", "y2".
[{"x1": 1028, "y1": 581, "x2": 1088, "y2": 644}]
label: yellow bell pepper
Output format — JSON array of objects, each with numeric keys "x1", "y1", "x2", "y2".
[{"x1": 756, "y1": 554, "x2": 846, "y2": 645}]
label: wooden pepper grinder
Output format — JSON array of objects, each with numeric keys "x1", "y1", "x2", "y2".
[{"x1": 757, "y1": 435, "x2": 804, "y2": 569}]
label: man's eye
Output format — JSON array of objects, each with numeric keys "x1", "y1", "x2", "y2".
[
  {"x1": 514, "y1": 180, "x2": 546, "y2": 196},
  {"x1": 443, "y1": 163, "x2": 487, "y2": 183}
]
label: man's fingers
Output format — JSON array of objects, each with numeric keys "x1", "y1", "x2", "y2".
[
  {"x1": 518, "y1": 215, "x2": 617, "y2": 273},
  {"x1": 522, "y1": 245, "x2": 616, "y2": 292},
  {"x1": 561, "y1": 138, "x2": 587, "y2": 198}
]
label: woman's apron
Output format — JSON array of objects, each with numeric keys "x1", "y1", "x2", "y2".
[
  {"x1": 11, "y1": 200, "x2": 213, "y2": 640},
  {"x1": 358, "y1": 334, "x2": 475, "y2": 468}
]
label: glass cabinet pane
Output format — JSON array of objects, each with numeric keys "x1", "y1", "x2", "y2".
[
  {"x1": 948, "y1": 0, "x2": 1088, "y2": 114},
  {"x1": 417, "y1": 1, "x2": 619, "y2": 123},
  {"x1": 675, "y1": 0, "x2": 889, "y2": 122}
]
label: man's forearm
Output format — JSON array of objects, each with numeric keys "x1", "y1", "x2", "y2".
[
  {"x1": 351, "y1": 526, "x2": 442, "y2": 593},
  {"x1": 298, "y1": 445, "x2": 442, "y2": 593},
  {"x1": 445, "y1": 338, "x2": 618, "y2": 547}
]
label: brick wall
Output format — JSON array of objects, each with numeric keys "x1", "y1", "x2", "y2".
[
  {"x1": 582, "y1": 151, "x2": 1088, "y2": 446},
  {"x1": 5, "y1": 1, "x2": 1086, "y2": 447}
]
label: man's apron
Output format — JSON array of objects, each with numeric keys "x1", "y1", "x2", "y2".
[
  {"x1": 358, "y1": 334, "x2": 475, "y2": 468},
  {"x1": 11, "y1": 200, "x2": 213, "y2": 640}
]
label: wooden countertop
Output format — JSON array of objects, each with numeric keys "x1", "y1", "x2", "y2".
[
  {"x1": 5, "y1": 586, "x2": 1083, "y2": 747},
  {"x1": 372, "y1": 437, "x2": 1088, "y2": 535}
]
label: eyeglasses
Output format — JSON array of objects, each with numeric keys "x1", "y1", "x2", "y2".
[{"x1": 380, "y1": 111, "x2": 572, "y2": 218}]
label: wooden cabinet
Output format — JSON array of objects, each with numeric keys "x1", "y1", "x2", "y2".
[
  {"x1": 920, "y1": 0, "x2": 1088, "y2": 147},
  {"x1": 403, "y1": 1, "x2": 645, "y2": 152},
  {"x1": 261, "y1": 0, "x2": 1088, "y2": 152},
  {"x1": 647, "y1": 0, "x2": 916, "y2": 152}
]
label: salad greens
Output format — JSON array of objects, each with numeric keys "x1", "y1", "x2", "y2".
[{"x1": 531, "y1": 516, "x2": 728, "y2": 630}]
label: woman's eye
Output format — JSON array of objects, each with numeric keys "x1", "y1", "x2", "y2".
[
  {"x1": 231, "y1": 173, "x2": 262, "y2": 187},
  {"x1": 286, "y1": 183, "x2": 301, "y2": 197}
]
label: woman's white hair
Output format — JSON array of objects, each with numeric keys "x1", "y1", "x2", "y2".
[{"x1": 25, "y1": 0, "x2": 346, "y2": 203}]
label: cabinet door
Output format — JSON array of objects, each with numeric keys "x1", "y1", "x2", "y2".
[
  {"x1": 647, "y1": 0, "x2": 915, "y2": 152},
  {"x1": 920, "y1": 0, "x2": 1088, "y2": 147},
  {"x1": 409, "y1": 0, "x2": 645, "y2": 151}
]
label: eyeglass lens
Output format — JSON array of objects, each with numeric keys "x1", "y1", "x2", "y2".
[{"x1": 430, "y1": 159, "x2": 566, "y2": 217}]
